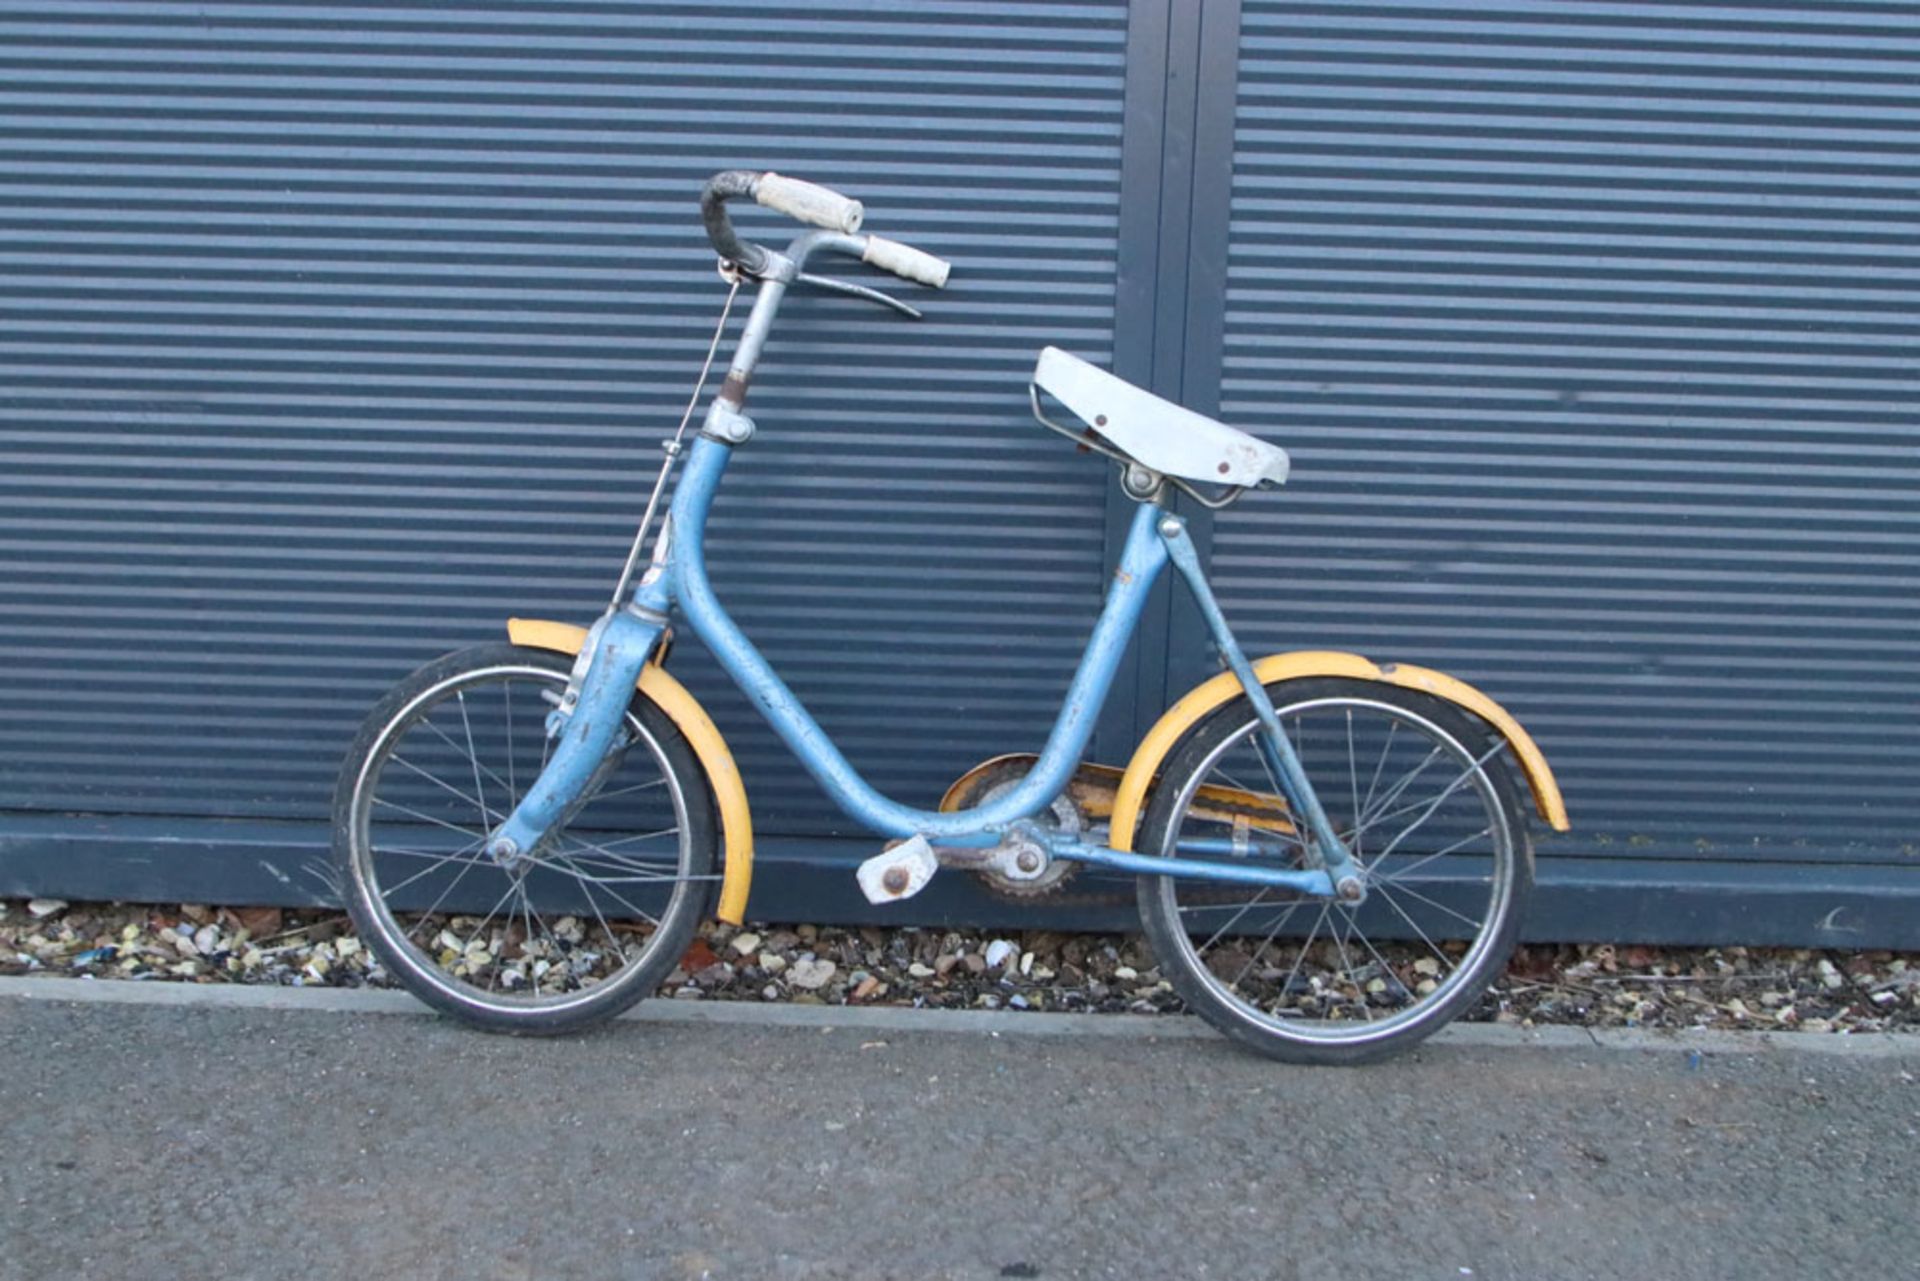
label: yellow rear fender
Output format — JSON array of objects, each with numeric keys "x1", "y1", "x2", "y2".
[
  {"x1": 1108, "y1": 651, "x2": 1569, "y2": 852},
  {"x1": 506, "y1": 618, "x2": 753, "y2": 925}
]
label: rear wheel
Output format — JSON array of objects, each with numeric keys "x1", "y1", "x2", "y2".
[
  {"x1": 1136, "y1": 677, "x2": 1531, "y2": 1064},
  {"x1": 332, "y1": 644, "x2": 718, "y2": 1033}
]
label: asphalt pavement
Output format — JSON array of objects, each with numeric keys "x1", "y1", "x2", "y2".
[{"x1": 1, "y1": 981, "x2": 1915, "y2": 1280}]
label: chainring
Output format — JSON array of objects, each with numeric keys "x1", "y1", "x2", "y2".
[{"x1": 947, "y1": 760, "x2": 1085, "y2": 900}]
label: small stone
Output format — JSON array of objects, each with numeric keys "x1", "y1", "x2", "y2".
[
  {"x1": 192, "y1": 924, "x2": 220, "y2": 956},
  {"x1": 788, "y1": 958, "x2": 836, "y2": 991},
  {"x1": 796, "y1": 924, "x2": 818, "y2": 942},
  {"x1": 762, "y1": 984, "x2": 780, "y2": 1001},
  {"x1": 691, "y1": 962, "x2": 733, "y2": 987},
  {"x1": 984, "y1": 939, "x2": 1017, "y2": 970},
  {"x1": 1020, "y1": 951, "x2": 1035, "y2": 976},
  {"x1": 1009, "y1": 994, "x2": 1030, "y2": 1010},
  {"x1": 851, "y1": 976, "x2": 882, "y2": 1001},
  {"x1": 1114, "y1": 965, "x2": 1138, "y2": 982},
  {"x1": 759, "y1": 952, "x2": 787, "y2": 974},
  {"x1": 961, "y1": 953, "x2": 987, "y2": 976},
  {"x1": 907, "y1": 962, "x2": 936, "y2": 979},
  {"x1": 26, "y1": 899, "x2": 67, "y2": 919},
  {"x1": 934, "y1": 955, "x2": 960, "y2": 976},
  {"x1": 1413, "y1": 957, "x2": 1442, "y2": 977},
  {"x1": 730, "y1": 931, "x2": 762, "y2": 957}
]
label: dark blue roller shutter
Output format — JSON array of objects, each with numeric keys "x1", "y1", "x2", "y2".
[
  {"x1": 1216, "y1": 1, "x2": 1920, "y2": 926},
  {"x1": 0, "y1": 2, "x2": 1129, "y2": 885}
]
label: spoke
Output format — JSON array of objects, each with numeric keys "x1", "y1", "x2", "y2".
[
  {"x1": 1369, "y1": 881, "x2": 1454, "y2": 974},
  {"x1": 367, "y1": 843, "x2": 489, "y2": 862},
  {"x1": 550, "y1": 835, "x2": 689, "y2": 879},
  {"x1": 460, "y1": 878, "x2": 523, "y2": 956},
  {"x1": 1346, "y1": 919, "x2": 1410, "y2": 1011},
  {"x1": 371, "y1": 797, "x2": 486, "y2": 842},
  {"x1": 1372, "y1": 825, "x2": 1495, "y2": 883},
  {"x1": 1325, "y1": 910, "x2": 1371, "y2": 1021},
  {"x1": 1351, "y1": 741, "x2": 1506, "y2": 841},
  {"x1": 404, "y1": 843, "x2": 491, "y2": 940},
  {"x1": 1381, "y1": 878, "x2": 1488, "y2": 933},
  {"x1": 420, "y1": 717, "x2": 517, "y2": 815},
  {"x1": 371, "y1": 840, "x2": 487, "y2": 899},
  {"x1": 1214, "y1": 765, "x2": 1263, "y2": 795},
  {"x1": 1233, "y1": 897, "x2": 1316, "y2": 993},
  {"x1": 1359, "y1": 720, "x2": 1399, "y2": 821},
  {"x1": 520, "y1": 877, "x2": 550, "y2": 975},
  {"x1": 587, "y1": 776, "x2": 671, "y2": 803},
  {"x1": 1369, "y1": 742, "x2": 1507, "y2": 865},
  {"x1": 575, "y1": 824, "x2": 681, "y2": 851},
  {"x1": 544, "y1": 844, "x2": 718, "y2": 886},
  {"x1": 559, "y1": 830, "x2": 683, "y2": 868},
  {"x1": 455, "y1": 690, "x2": 492, "y2": 833},
  {"x1": 1346, "y1": 709, "x2": 1361, "y2": 860},
  {"x1": 1271, "y1": 903, "x2": 1331, "y2": 1008},
  {"x1": 1355, "y1": 745, "x2": 1444, "y2": 834},
  {"x1": 503, "y1": 681, "x2": 518, "y2": 804},
  {"x1": 572, "y1": 878, "x2": 632, "y2": 982},
  {"x1": 545, "y1": 849, "x2": 661, "y2": 926},
  {"x1": 1191, "y1": 887, "x2": 1274, "y2": 957},
  {"x1": 546, "y1": 842, "x2": 716, "y2": 885},
  {"x1": 388, "y1": 754, "x2": 500, "y2": 823}
]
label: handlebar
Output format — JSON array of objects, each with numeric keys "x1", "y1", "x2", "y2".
[{"x1": 699, "y1": 169, "x2": 950, "y2": 291}]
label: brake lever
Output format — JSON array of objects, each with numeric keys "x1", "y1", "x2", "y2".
[{"x1": 793, "y1": 271, "x2": 923, "y2": 320}]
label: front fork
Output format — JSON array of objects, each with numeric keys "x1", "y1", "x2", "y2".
[
  {"x1": 1156, "y1": 514, "x2": 1365, "y2": 902},
  {"x1": 484, "y1": 602, "x2": 667, "y2": 867}
]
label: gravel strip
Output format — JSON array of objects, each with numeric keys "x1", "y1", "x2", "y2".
[{"x1": 5, "y1": 896, "x2": 1916, "y2": 1035}]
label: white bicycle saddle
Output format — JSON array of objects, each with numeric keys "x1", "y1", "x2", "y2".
[{"x1": 1031, "y1": 346, "x2": 1290, "y2": 490}]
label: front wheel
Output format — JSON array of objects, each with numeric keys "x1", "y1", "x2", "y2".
[
  {"x1": 332, "y1": 643, "x2": 719, "y2": 1034},
  {"x1": 1136, "y1": 677, "x2": 1532, "y2": 1065}
]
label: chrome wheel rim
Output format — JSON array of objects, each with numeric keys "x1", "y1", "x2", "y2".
[
  {"x1": 1154, "y1": 697, "x2": 1517, "y2": 1046},
  {"x1": 347, "y1": 662, "x2": 711, "y2": 1018}
]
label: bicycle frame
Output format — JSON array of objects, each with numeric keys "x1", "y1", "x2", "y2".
[{"x1": 485, "y1": 230, "x2": 1361, "y2": 900}]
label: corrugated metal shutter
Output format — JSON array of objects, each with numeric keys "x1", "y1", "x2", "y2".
[
  {"x1": 0, "y1": 3, "x2": 1128, "y2": 843},
  {"x1": 1218, "y1": 2, "x2": 1920, "y2": 871}
]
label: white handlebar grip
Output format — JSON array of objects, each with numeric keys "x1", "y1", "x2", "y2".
[
  {"x1": 863, "y1": 235, "x2": 952, "y2": 289},
  {"x1": 755, "y1": 173, "x2": 864, "y2": 234}
]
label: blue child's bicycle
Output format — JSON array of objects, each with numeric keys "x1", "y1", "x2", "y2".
[{"x1": 332, "y1": 171, "x2": 1570, "y2": 1064}]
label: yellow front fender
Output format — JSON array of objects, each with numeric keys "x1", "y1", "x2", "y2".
[
  {"x1": 1108, "y1": 651, "x2": 1569, "y2": 852},
  {"x1": 506, "y1": 618, "x2": 753, "y2": 925}
]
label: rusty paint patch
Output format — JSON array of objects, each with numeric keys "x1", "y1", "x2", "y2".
[{"x1": 719, "y1": 372, "x2": 750, "y2": 404}]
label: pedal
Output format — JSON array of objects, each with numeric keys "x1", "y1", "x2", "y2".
[{"x1": 856, "y1": 834, "x2": 939, "y2": 905}]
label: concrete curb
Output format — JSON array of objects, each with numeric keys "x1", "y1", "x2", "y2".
[{"x1": 5, "y1": 974, "x2": 1918, "y2": 1057}]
